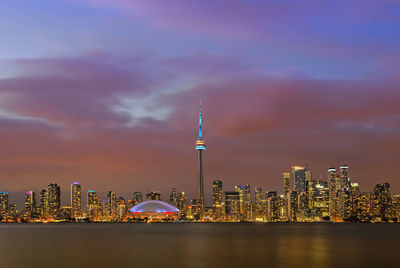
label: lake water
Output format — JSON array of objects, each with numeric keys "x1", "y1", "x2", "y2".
[{"x1": 0, "y1": 223, "x2": 399, "y2": 267}]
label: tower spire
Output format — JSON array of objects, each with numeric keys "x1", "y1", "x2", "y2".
[{"x1": 199, "y1": 103, "x2": 203, "y2": 140}]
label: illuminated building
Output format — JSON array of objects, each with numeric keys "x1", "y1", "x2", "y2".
[
  {"x1": 71, "y1": 182, "x2": 81, "y2": 218},
  {"x1": 177, "y1": 192, "x2": 187, "y2": 219},
  {"x1": 372, "y1": 183, "x2": 392, "y2": 221},
  {"x1": 133, "y1": 192, "x2": 143, "y2": 205},
  {"x1": 287, "y1": 191, "x2": 298, "y2": 222},
  {"x1": 340, "y1": 165, "x2": 350, "y2": 189},
  {"x1": 392, "y1": 195, "x2": 400, "y2": 221},
  {"x1": 0, "y1": 192, "x2": 9, "y2": 217},
  {"x1": 146, "y1": 191, "x2": 161, "y2": 201},
  {"x1": 87, "y1": 190, "x2": 99, "y2": 218},
  {"x1": 283, "y1": 173, "x2": 290, "y2": 195},
  {"x1": 169, "y1": 188, "x2": 178, "y2": 208},
  {"x1": 292, "y1": 166, "x2": 306, "y2": 193},
  {"x1": 277, "y1": 195, "x2": 288, "y2": 221},
  {"x1": 310, "y1": 181, "x2": 329, "y2": 218},
  {"x1": 266, "y1": 192, "x2": 278, "y2": 222},
  {"x1": 195, "y1": 106, "x2": 206, "y2": 219},
  {"x1": 255, "y1": 187, "x2": 265, "y2": 221},
  {"x1": 130, "y1": 200, "x2": 179, "y2": 221},
  {"x1": 45, "y1": 183, "x2": 61, "y2": 217},
  {"x1": 117, "y1": 199, "x2": 127, "y2": 219},
  {"x1": 24, "y1": 191, "x2": 36, "y2": 213},
  {"x1": 357, "y1": 192, "x2": 372, "y2": 222},
  {"x1": 212, "y1": 180, "x2": 223, "y2": 220},
  {"x1": 224, "y1": 191, "x2": 240, "y2": 221},
  {"x1": 57, "y1": 206, "x2": 71, "y2": 220},
  {"x1": 101, "y1": 199, "x2": 108, "y2": 221},
  {"x1": 336, "y1": 188, "x2": 352, "y2": 221},
  {"x1": 39, "y1": 189, "x2": 47, "y2": 217},
  {"x1": 107, "y1": 191, "x2": 117, "y2": 218},
  {"x1": 24, "y1": 192, "x2": 34, "y2": 212},
  {"x1": 328, "y1": 168, "x2": 340, "y2": 220}
]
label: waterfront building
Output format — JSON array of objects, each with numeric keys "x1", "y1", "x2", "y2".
[
  {"x1": 292, "y1": 166, "x2": 306, "y2": 193},
  {"x1": 71, "y1": 182, "x2": 81, "y2": 218},
  {"x1": 287, "y1": 191, "x2": 298, "y2": 222},
  {"x1": 266, "y1": 193, "x2": 278, "y2": 222},
  {"x1": 45, "y1": 183, "x2": 61, "y2": 217},
  {"x1": 177, "y1": 192, "x2": 187, "y2": 219},
  {"x1": 340, "y1": 165, "x2": 350, "y2": 189},
  {"x1": 283, "y1": 173, "x2": 290, "y2": 195},
  {"x1": 0, "y1": 192, "x2": 9, "y2": 217},
  {"x1": 254, "y1": 187, "x2": 265, "y2": 221},
  {"x1": 24, "y1": 191, "x2": 36, "y2": 213},
  {"x1": 356, "y1": 192, "x2": 372, "y2": 222},
  {"x1": 169, "y1": 188, "x2": 178, "y2": 208},
  {"x1": 224, "y1": 191, "x2": 240, "y2": 221},
  {"x1": 107, "y1": 191, "x2": 117, "y2": 218},
  {"x1": 195, "y1": 107, "x2": 206, "y2": 219},
  {"x1": 87, "y1": 190, "x2": 99, "y2": 218},
  {"x1": 372, "y1": 183, "x2": 392, "y2": 221},
  {"x1": 117, "y1": 199, "x2": 127, "y2": 219},
  {"x1": 212, "y1": 180, "x2": 223, "y2": 220}
]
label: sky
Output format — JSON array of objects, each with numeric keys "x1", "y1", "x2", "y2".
[{"x1": 1, "y1": 0, "x2": 400, "y2": 207}]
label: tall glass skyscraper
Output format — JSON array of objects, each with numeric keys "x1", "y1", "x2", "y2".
[
  {"x1": 195, "y1": 107, "x2": 206, "y2": 219},
  {"x1": 71, "y1": 182, "x2": 81, "y2": 218}
]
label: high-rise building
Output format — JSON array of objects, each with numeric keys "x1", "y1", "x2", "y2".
[
  {"x1": 283, "y1": 173, "x2": 290, "y2": 195},
  {"x1": 195, "y1": 106, "x2": 206, "y2": 219},
  {"x1": 117, "y1": 197, "x2": 127, "y2": 220},
  {"x1": 356, "y1": 192, "x2": 371, "y2": 222},
  {"x1": 107, "y1": 191, "x2": 117, "y2": 218},
  {"x1": 39, "y1": 189, "x2": 47, "y2": 217},
  {"x1": 340, "y1": 165, "x2": 350, "y2": 189},
  {"x1": 24, "y1": 191, "x2": 36, "y2": 213},
  {"x1": 71, "y1": 182, "x2": 81, "y2": 218},
  {"x1": 133, "y1": 192, "x2": 143, "y2": 205},
  {"x1": 177, "y1": 192, "x2": 187, "y2": 219},
  {"x1": 45, "y1": 183, "x2": 61, "y2": 217},
  {"x1": 254, "y1": 187, "x2": 265, "y2": 222},
  {"x1": 87, "y1": 190, "x2": 99, "y2": 218},
  {"x1": 0, "y1": 192, "x2": 9, "y2": 216},
  {"x1": 287, "y1": 191, "x2": 298, "y2": 222},
  {"x1": 169, "y1": 188, "x2": 178, "y2": 208},
  {"x1": 292, "y1": 166, "x2": 306, "y2": 193},
  {"x1": 266, "y1": 192, "x2": 278, "y2": 222},
  {"x1": 372, "y1": 183, "x2": 392, "y2": 221},
  {"x1": 224, "y1": 191, "x2": 240, "y2": 221},
  {"x1": 146, "y1": 191, "x2": 161, "y2": 201},
  {"x1": 212, "y1": 180, "x2": 223, "y2": 220}
]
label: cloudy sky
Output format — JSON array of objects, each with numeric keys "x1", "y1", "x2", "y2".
[{"x1": 1, "y1": 0, "x2": 400, "y2": 206}]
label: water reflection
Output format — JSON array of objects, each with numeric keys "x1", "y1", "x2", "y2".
[{"x1": 0, "y1": 223, "x2": 400, "y2": 267}]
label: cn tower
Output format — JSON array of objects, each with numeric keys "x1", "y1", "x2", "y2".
[{"x1": 195, "y1": 106, "x2": 206, "y2": 219}]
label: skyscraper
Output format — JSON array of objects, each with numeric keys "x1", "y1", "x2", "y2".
[
  {"x1": 283, "y1": 173, "x2": 290, "y2": 195},
  {"x1": 292, "y1": 166, "x2": 306, "y2": 193},
  {"x1": 224, "y1": 191, "x2": 240, "y2": 221},
  {"x1": 107, "y1": 191, "x2": 117, "y2": 218},
  {"x1": 255, "y1": 187, "x2": 265, "y2": 222},
  {"x1": 24, "y1": 191, "x2": 36, "y2": 213},
  {"x1": 195, "y1": 106, "x2": 206, "y2": 219},
  {"x1": 340, "y1": 165, "x2": 350, "y2": 189},
  {"x1": 87, "y1": 190, "x2": 99, "y2": 218},
  {"x1": 71, "y1": 182, "x2": 81, "y2": 218},
  {"x1": 0, "y1": 192, "x2": 8, "y2": 216},
  {"x1": 133, "y1": 192, "x2": 143, "y2": 205},
  {"x1": 46, "y1": 183, "x2": 61, "y2": 217},
  {"x1": 169, "y1": 188, "x2": 178, "y2": 208},
  {"x1": 373, "y1": 182, "x2": 392, "y2": 221},
  {"x1": 212, "y1": 180, "x2": 223, "y2": 220}
]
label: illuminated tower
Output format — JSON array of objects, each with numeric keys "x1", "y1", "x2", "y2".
[
  {"x1": 195, "y1": 106, "x2": 206, "y2": 219},
  {"x1": 71, "y1": 182, "x2": 81, "y2": 218},
  {"x1": 24, "y1": 191, "x2": 36, "y2": 213}
]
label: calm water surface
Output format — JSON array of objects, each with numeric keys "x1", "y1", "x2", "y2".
[{"x1": 0, "y1": 223, "x2": 399, "y2": 267}]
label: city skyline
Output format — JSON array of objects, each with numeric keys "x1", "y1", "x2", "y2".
[{"x1": 1, "y1": 1, "x2": 400, "y2": 203}]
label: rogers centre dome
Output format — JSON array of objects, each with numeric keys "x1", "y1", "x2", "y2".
[{"x1": 129, "y1": 200, "x2": 179, "y2": 217}]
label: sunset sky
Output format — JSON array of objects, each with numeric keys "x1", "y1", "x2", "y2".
[{"x1": 1, "y1": 0, "x2": 400, "y2": 206}]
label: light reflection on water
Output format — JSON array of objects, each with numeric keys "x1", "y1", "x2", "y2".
[{"x1": 0, "y1": 223, "x2": 399, "y2": 268}]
